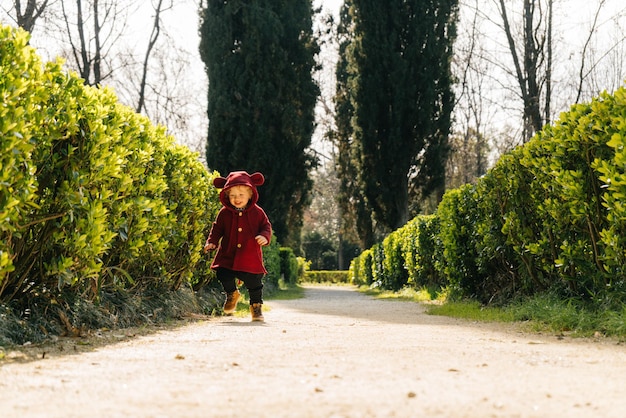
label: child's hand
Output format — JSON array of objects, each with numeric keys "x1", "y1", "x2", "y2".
[
  {"x1": 255, "y1": 235, "x2": 268, "y2": 246},
  {"x1": 203, "y1": 243, "x2": 216, "y2": 253}
]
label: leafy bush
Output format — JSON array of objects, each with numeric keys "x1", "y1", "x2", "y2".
[
  {"x1": 380, "y1": 230, "x2": 408, "y2": 290},
  {"x1": 349, "y1": 83, "x2": 626, "y2": 307},
  {"x1": 350, "y1": 248, "x2": 373, "y2": 286},
  {"x1": 409, "y1": 215, "x2": 443, "y2": 289},
  {"x1": 0, "y1": 25, "x2": 220, "y2": 310},
  {"x1": 0, "y1": 26, "x2": 48, "y2": 291},
  {"x1": 263, "y1": 233, "x2": 281, "y2": 287},
  {"x1": 304, "y1": 271, "x2": 349, "y2": 284},
  {"x1": 437, "y1": 184, "x2": 481, "y2": 299},
  {"x1": 472, "y1": 153, "x2": 532, "y2": 302},
  {"x1": 279, "y1": 247, "x2": 299, "y2": 284}
]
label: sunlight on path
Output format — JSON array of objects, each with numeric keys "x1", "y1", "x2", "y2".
[{"x1": 0, "y1": 285, "x2": 625, "y2": 417}]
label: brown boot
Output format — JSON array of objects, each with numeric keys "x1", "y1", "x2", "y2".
[
  {"x1": 223, "y1": 289, "x2": 241, "y2": 314},
  {"x1": 250, "y1": 303, "x2": 264, "y2": 322}
]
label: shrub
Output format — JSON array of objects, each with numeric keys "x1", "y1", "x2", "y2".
[
  {"x1": 0, "y1": 26, "x2": 49, "y2": 291},
  {"x1": 436, "y1": 184, "x2": 481, "y2": 299},
  {"x1": 0, "y1": 25, "x2": 221, "y2": 308},
  {"x1": 279, "y1": 247, "x2": 299, "y2": 284},
  {"x1": 263, "y1": 233, "x2": 281, "y2": 287},
  {"x1": 350, "y1": 84, "x2": 626, "y2": 307},
  {"x1": 412, "y1": 215, "x2": 444, "y2": 289},
  {"x1": 304, "y1": 271, "x2": 349, "y2": 284},
  {"x1": 380, "y1": 230, "x2": 408, "y2": 290},
  {"x1": 349, "y1": 248, "x2": 373, "y2": 286}
]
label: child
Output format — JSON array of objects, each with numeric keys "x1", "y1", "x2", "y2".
[{"x1": 203, "y1": 171, "x2": 272, "y2": 321}]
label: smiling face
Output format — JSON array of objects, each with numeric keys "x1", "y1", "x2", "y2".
[{"x1": 227, "y1": 185, "x2": 253, "y2": 209}]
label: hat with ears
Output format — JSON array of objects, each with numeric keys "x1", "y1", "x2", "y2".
[
  {"x1": 214, "y1": 171, "x2": 265, "y2": 207},
  {"x1": 213, "y1": 171, "x2": 265, "y2": 189}
]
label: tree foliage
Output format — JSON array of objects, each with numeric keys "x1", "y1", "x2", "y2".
[
  {"x1": 334, "y1": 0, "x2": 458, "y2": 239},
  {"x1": 199, "y1": 0, "x2": 320, "y2": 249},
  {"x1": 332, "y1": 1, "x2": 375, "y2": 250}
]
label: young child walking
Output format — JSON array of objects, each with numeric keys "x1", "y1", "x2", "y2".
[{"x1": 203, "y1": 171, "x2": 272, "y2": 321}]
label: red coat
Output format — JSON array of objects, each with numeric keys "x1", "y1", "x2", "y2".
[{"x1": 205, "y1": 171, "x2": 272, "y2": 274}]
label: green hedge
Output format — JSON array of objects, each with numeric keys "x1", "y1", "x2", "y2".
[
  {"x1": 350, "y1": 85, "x2": 626, "y2": 306},
  {"x1": 279, "y1": 247, "x2": 299, "y2": 284},
  {"x1": 262, "y1": 233, "x2": 281, "y2": 287},
  {"x1": 0, "y1": 25, "x2": 221, "y2": 308},
  {"x1": 304, "y1": 270, "x2": 349, "y2": 284}
]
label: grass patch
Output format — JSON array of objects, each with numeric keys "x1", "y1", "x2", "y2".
[
  {"x1": 360, "y1": 285, "x2": 446, "y2": 303},
  {"x1": 361, "y1": 285, "x2": 626, "y2": 338},
  {"x1": 266, "y1": 281, "x2": 305, "y2": 300},
  {"x1": 505, "y1": 294, "x2": 626, "y2": 338},
  {"x1": 426, "y1": 300, "x2": 516, "y2": 322},
  {"x1": 426, "y1": 293, "x2": 626, "y2": 338}
]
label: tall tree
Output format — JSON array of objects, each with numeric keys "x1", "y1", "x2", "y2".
[
  {"x1": 332, "y1": 0, "x2": 376, "y2": 249},
  {"x1": 11, "y1": 0, "x2": 52, "y2": 34},
  {"x1": 200, "y1": 0, "x2": 320, "y2": 248},
  {"x1": 339, "y1": 0, "x2": 458, "y2": 232}
]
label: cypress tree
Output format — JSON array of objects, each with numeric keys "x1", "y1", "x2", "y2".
[
  {"x1": 200, "y1": 0, "x2": 320, "y2": 248},
  {"x1": 340, "y1": 0, "x2": 458, "y2": 232},
  {"x1": 333, "y1": 0, "x2": 375, "y2": 250}
]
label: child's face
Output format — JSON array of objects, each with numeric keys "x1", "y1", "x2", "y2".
[{"x1": 228, "y1": 185, "x2": 253, "y2": 209}]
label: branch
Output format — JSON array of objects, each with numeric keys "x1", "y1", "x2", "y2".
[
  {"x1": 576, "y1": 0, "x2": 605, "y2": 103},
  {"x1": 137, "y1": 0, "x2": 172, "y2": 113},
  {"x1": 497, "y1": 0, "x2": 527, "y2": 100}
]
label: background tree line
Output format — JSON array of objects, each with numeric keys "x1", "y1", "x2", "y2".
[{"x1": 3, "y1": 0, "x2": 626, "y2": 270}]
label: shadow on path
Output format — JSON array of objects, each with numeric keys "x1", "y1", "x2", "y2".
[{"x1": 269, "y1": 285, "x2": 463, "y2": 327}]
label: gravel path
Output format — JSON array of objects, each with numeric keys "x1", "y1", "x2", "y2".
[{"x1": 1, "y1": 285, "x2": 625, "y2": 417}]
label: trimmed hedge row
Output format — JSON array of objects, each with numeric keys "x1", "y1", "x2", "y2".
[
  {"x1": 0, "y1": 25, "x2": 225, "y2": 308},
  {"x1": 304, "y1": 270, "x2": 349, "y2": 284},
  {"x1": 351, "y1": 86, "x2": 626, "y2": 306}
]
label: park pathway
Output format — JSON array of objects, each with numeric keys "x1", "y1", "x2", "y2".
[{"x1": 1, "y1": 285, "x2": 626, "y2": 417}]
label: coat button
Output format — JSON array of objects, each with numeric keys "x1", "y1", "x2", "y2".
[
  {"x1": 237, "y1": 244, "x2": 242, "y2": 248},
  {"x1": 238, "y1": 227, "x2": 242, "y2": 232},
  {"x1": 239, "y1": 212, "x2": 243, "y2": 217}
]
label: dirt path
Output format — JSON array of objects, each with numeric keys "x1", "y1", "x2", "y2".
[{"x1": 1, "y1": 285, "x2": 625, "y2": 418}]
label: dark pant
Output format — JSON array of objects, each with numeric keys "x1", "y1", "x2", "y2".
[{"x1": 216, "y1": 268, "x2": 264, "y2": 305}]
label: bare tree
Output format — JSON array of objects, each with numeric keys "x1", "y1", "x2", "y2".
[
  {"x1": 454, "y1": 0, "x2": 626, "y2": 158},
  {"x1": 450, "y1": 0, "x2": 492, "y2": 187},
  {"x1": 573, "y1": 1, "x2": 626, "y2": 103},
  {"x1": 136, "y1": 0, "x2": 172, "y2": 114},
  {"x1": 496, "y1": 0, "x2": 552, "y2": 142},
  {"x1": 59, "y1": 0, "x2": 133, "y2": 86},
  {"x1": 7, "y1": 0, "x2": 52, "y2": 34}
]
